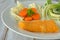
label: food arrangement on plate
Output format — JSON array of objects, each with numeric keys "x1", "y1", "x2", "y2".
[{"x1": 11, "y1": 0, "x2": 60, "y2": 33}]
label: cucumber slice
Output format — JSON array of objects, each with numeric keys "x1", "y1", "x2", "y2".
[{"x1": 49, "y1": 10, "x2": 60, "y2": 18}]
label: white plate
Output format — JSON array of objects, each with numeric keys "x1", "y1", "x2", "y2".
[{"x1": 1, "y1": 0, "x2": 60, "y2": 39}]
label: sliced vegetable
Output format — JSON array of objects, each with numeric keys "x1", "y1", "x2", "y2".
[
  {"x1": 32, "y1": 13, "x2": 40, "y2": 20},
  {"x1": 29, "y1": 3, "x2": 36, "y2": 8},
  {"x1": 24, "y1": 17, "x2": 32, "y2": 21},
  {"x1": 29, "y1": 3, "x2": 42, "y2": 14},
  {"x1": 31, "y1": 8, "x2": 37, "y2": 13},
  {"x1": 18, "y1": 8, "x2": 28, "y2": 17},
  {"x1": 44, "y1": 0, "x2": 60, "y2": 21},
  {"x1": 17, "y1": 1, "x2": 24, "y2": 10},
  {"x1": 45, "y1": 0, "x2": 52, "y2": 6},
  {"x1": 44, "y1": 3, "x2": 60, "y2": 21},
  {"x1": 11, "y1": 7, "x2": 19, "y2": 14}
]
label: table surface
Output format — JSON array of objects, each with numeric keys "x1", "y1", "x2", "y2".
[{"x1": 0, "y1": 0, "x2": 60, "y2": 40}]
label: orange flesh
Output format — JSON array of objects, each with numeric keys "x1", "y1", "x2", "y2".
[{"x1": 18, "y1": 20, "x2": 59, "y2": 33}]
